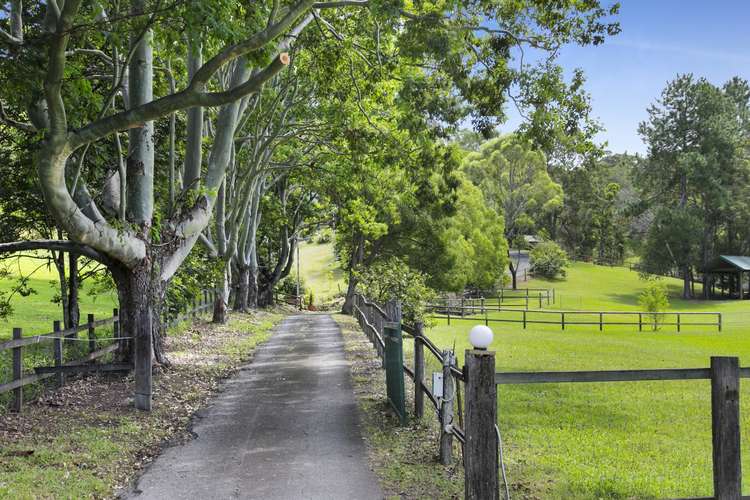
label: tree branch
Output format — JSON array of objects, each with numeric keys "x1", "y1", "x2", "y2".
[
  {"x1": 70, "y1": 53, "x2": 290, "y2": 148},
  {"x1": 0, "y1": 240, "x2": 113, "y2": 267}
]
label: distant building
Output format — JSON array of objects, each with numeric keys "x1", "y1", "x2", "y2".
[{"x1": 522, "y1": 235, "x2": 541, "y2": 247}]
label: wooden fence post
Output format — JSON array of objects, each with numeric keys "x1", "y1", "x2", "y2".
[
  {"x1": 481, "y1": 297, "x2": 485, "y2": 314},
  {"x1": 53, "y1": 320, "x2": 63, "y2": 387},
  {"x1": 677, "y1": 313, "x2": 681, "y2": 333},
  {"x1": 522, "y1": 310, "x2": 527, "y2": 330},
  {"x1": 134, "y1": 308, "x2": 153, "y2": 411},
  {"x1": 599, "y1": 312, "x2": 603, "y2": 332},
  {"x1": 539, "y1": 292, "x2": 542, "y2": 309},
  {"x1": 561, "y1": 312, "x2": 565, "y2": 331},
  {"x1": 711, "y1": 356, "x2": 741, "y2": 500},
  {"x1": 639, "y1": 313, "x2": 643, "y2": 332},
  {"x1": 11, "y1": 327, "x2": 22, "y2": 412},
  {"x1": 414, "y1": 322, "x2": 425, "y2": 420},
  {"x1": 464, "y1": 347, "x2": 499, "y2": 500},
  {"x1": 440, "y1": 350, "x2": 455, "y2": 465},
  {"x1": 718, "y1": 313, "x2": 722, "y2": 332},
  {"x1": 88, "y1": 314, "x2": 96, "y2": 354}
]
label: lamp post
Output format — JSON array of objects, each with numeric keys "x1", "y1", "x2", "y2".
[
  {"x1": 296, "y1": 236, "x2": 301, "y2": 310},
  {"x1": 465, "y1": 324, "x2": 498, "y2": 499}
]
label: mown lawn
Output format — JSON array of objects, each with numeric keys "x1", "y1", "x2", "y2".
[
  {"x1": 419, "y1": 262, "x2": 750, "y2": 499},
  {"x1": 0, "y1": 255, "x2": 117, "y2": 340}
]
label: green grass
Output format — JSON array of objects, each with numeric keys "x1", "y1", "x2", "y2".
[
  {"x1": 420, "y1": 262, "x2": 750, "y2": 499},
  {"x1": 0, "y1": 256, "x2": 117, "y2": 340},
  {"x1": 298, "y1": 240, "x2": 346, "y2": 303}
]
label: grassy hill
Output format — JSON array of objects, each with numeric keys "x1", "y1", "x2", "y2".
[
  {"x1": 0, "y1": 256, "x2": 117, "y2": 340},
  {"x1": 297, "y1": 240, "x2": 346, "y2": 304},
  {"x1": 419, "y1": 262, "x2": 750, "y2": 499}
]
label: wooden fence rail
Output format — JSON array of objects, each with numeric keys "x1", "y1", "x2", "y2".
[
  {"x1": 352, "y1": 294, "x2": 467, "y2": 466},
  {"x1": 428, "y1": 305, "x2": 722, "y2": 333},
  {"x1": 476, "y1": 356, "x2": 747, "y2": 500},
  {"x1": 2, "y1": 289, "x2": 215, "y2": 411},
  {"x1": 434, "y1": 288, "x2": 555, "y2": 315}
]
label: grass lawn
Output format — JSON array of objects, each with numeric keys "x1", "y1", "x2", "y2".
[
  {"x1": 419, "y1": 262, "x2": 750, "y2": 499},
  {"x1": 298, "y1": 240, "x2": 346, "y2": 303},
  {"x1": 0, "y1": 255, "x2": 117, "y2": 340}
]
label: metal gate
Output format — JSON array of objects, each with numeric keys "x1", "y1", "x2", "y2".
[{"x1": 383, "y1": 321, "x2": 407, "y2": 425}]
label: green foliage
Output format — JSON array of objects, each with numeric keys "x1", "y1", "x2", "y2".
[
  {"x1": 635, "y1": 74, "x2": 750, "y2": 296},
  {"x1": 462, "y1": 135, "x2": 563, "y2": 244},
  {"x1": 436, "y1": 175, "x2": 508, "y2": 291},
  {"x1": 638, "y1": 279, "x2": 670, "y2": 330},
  {"x1": 164, "y1": 247, "x2": 219, "y2": 321},
  {"x1": 530, "y1": 241, "x2": 569, "y2": 279},
  {"x1": 356, "y1": 258, "x2": 436, "y2": 325},
  {"x1": 315, "y1": 229, "x2": 333, "y2": 244},
  {"x1": 557, "y1": 154, "x2": 635, "y2": 262},
  {"x1": 277, "y1": 273, "x2": 305, "y2": 298}
]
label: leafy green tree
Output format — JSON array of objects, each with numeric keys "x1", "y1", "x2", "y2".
[
  {"x1": 436, "y1": 176, "x2": 507, "y2": 291},
  {"x1": 530, "y1": 240, "x2": 569, "y2": 279},
  {"x1": 356, "y1": 257, "x2": 436, "y2": 325},
  {"x1": 638, "y1": 279, "x2": 670, "y2": 331},
  {"x1": 636, "y1": 74, "x2": 749, "y2": 298},
  {"x1": 462, "y1": 135, "x2": 563, "y2": 288},
  {"x1": 557, "y1": 154, "x2": 635, "y2": 262},
  {"x1": 0, "y1": 0, "x2": 619, "y2": 410}
]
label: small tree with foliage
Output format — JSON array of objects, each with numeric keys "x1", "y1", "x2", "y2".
[
  {"x1": 356, "y1": 258, "x2": 436, "y2": 326},
  {"x1": 638, "y1": 280, "x2": 670, "y2": 331},
  {"x1": 530, "y1": 241, "x2": 569, "y2": 279}
]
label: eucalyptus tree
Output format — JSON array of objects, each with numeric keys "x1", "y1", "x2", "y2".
[
  {"x1": 0, "y1": 0, "x2": 311, "y2": 410},
  {"x1": 0, "y1": 0, "x2": 619, "y2": 410}
]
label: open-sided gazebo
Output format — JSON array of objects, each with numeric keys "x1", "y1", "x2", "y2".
[{"x1": 704, "y1": 255, "x2": 750, "y2": 300}]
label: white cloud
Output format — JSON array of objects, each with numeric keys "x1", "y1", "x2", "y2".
[{"x1": 608, "y1": 39, "x2": 750, "y2": 65}]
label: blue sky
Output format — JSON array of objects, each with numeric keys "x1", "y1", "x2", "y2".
[{"x1": 500, "y1": 0, "x2": 750, "y2": 155}]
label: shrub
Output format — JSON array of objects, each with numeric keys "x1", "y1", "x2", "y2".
[
  {"x1": 316, "y1": 228, "x2": 333, "y2": 244},
  {"x1": 356, "y1": 257, "x2": 436, "y2": 325},
  {"x1": 638, "y1": 279, "x2": 670, "y2": 331},
  {"x1": 277, "y1": 273, "x2": 305, "y2": 298},
  {"x1": 530, "y1": 241, "x2": 569, "y2": 279}
]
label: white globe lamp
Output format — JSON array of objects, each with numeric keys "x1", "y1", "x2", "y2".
[{"x1": 469, "y1": 325, "x2": 493, "y2": 350}]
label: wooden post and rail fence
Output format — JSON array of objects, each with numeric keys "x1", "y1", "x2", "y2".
[
  {"x1": 435, "y1": 288, "x2": 555, "y2": 316},
  {"x1": 428, "y1": 303, "x2": 722, "y2": 333},
  {"x1": 1, "y1": 289, "x2": 216, "y2": 412},
  {"x1": 353, "y1": 292, "x2": 745, "y2": 500}
]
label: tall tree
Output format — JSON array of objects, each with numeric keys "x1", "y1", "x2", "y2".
[
  {"x1": 462, "y1": 135, "x2": 563, "y2": 289},
  {"x1": 636, "y1": 74, "x2": 749, "y2": 298}
]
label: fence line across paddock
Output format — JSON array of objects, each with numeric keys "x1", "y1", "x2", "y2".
[{"x1": 426, "y1": 303, "x2": 723, "y2": 332}]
